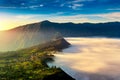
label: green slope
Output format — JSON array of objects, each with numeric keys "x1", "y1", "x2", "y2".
[{"x1": 0, "y1": 38, "x2": 74, "y2": 80}]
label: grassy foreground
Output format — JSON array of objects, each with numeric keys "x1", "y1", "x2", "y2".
[{"x1": 0, "y1": 39, "x2": 74, "y2": 80}]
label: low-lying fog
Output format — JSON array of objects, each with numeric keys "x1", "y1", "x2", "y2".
[{"x1": 48, "y1": 38, "x2": 120, "y2": 80}]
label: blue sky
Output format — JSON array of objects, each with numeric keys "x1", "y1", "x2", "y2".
[
  {"x1": 0, "y1": 0, "x2": 120, "y2": 30},
  {"x1": 0, "y1": 0, "x2": 120, "y2": 15}
]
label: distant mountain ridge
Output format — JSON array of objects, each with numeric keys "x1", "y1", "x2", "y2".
[
  {"x1": 8, "y1": 20, "x2": 120, "y2": 38},
  {"x1": 0, "y1": 20, "x2": 120, "y2": 51}
]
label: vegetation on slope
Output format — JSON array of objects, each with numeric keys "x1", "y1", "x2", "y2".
[{"x1": 0, "y1": 38, "x2": 74, "y2": 80}]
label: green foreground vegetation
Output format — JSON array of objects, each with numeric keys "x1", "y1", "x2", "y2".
[{"x1": 0, "y1": 39, "x2": 74, "y2": 80}]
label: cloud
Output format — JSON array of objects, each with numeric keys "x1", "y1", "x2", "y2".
[
  {"x1": 73, "y1": 0, "x2": 94, "y2": 3},
  {"x1": 0, "y1": 6, "x2": 17, "y2": 9},
  {"x1": 60, "y1": 3, "x2": 65, "y2": 7},
  {"x1": 1, "y1": 12, "x2": 120, "y2": 23},
  {"x1": 29, "y1": 5, "x2": 39, "y2": 9},
  {"x1": 15, "y1": 15, "x2": 37, "y2": 19},
  {"x1": 21, "y1": 3, "x2": 25, "y2": 6},
  {"x1": 107, "y1": 8, "x2": 120, "y2": 11},
  {"x1": 54, "y1": 38, "x2": 120, "y2": 80},
  {"x1": 39, "y1": 4, "x2": 44, "y2": 7},
  {"x1": 94, "y1": 12, "x2": 120, "y2": 21},
  {"x1": 50, "y1": 12, "x2": 120, "y2": 23},
  {"x1": 64, "y1": 0, "x2": 93, "y2": 10},
  {"x1": 0, "y1": 12, "x2": 120, "y2": 30},
  {"x1": 28, "y1": 4, "x2": 44, "y2": 9},
  {"x1": 0, "y1": 4, "x2": 44, "y2": 9},
  {"x1": 59, "y1": 0, "x2": 89, "y2": 10},
  {"x1": 68, "y1": 4, "x2": 83, "y2": 10}
]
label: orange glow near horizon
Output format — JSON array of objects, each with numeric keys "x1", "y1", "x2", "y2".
[
  {"x1": 0, "y1": 21, "x2": 30, "y2": 31},
  {"x1": 0, "y1": 20, "x2": 39, "y2": 31},
  {"x1": 0, "y1": 22, "x2": 16, "y2": 31},
  {"x1": 0, "y1": 13, "x2": 40, "y2": 31}
]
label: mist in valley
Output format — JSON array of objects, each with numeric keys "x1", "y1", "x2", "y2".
[{"x1": 48, "y1": 38, "x2": 120, "y2": 80}]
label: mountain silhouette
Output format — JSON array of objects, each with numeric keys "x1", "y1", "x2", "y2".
[{"x1": 8, "y1": 21, "x2": 120, "y2": 38}]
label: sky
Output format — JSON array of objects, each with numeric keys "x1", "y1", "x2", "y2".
[{"x1": 0, "y1": 0, "x2": 120, "y2": 30}]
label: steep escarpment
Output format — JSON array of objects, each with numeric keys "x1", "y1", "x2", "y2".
[
  {"x1": 23, "y1": 38, "x2": 70, "y2": 52},
  {"x1": 0, "y1": 23, "x2": 63, "y2": 51}
]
